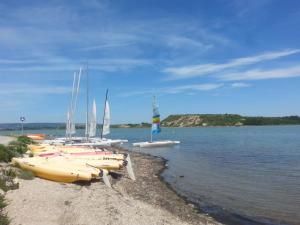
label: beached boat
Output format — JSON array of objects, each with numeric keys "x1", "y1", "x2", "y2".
[
  {"x1": 56, "y1": 81, "x2": 128, "y2": 147},
  {"x1": 26, "y1": 144, "x2": 136, "y2": 180},
  {"x1": 133, "y1": 140, "x2": 180, "y2": 148},
  {"x1": 65, "y1": 140, "x2": 111, "y2": 147},
  {"x1": 12, "y1": 157, "x2": 100, "y2": 183},
  {"x1": 26, "y1": 134, "x2": 46, "y2": 140},
  {"x1": 133, "y1": 96, "x2": 180, "y2": 148}
]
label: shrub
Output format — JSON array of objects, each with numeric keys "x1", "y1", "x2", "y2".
[
  {"x1": 0, "y1": 215, "x2": 9, "y2": 225},
  {"x1": 6, "y1": 141, "x2": 27, "y2": 155},
  {"x1": 3, "y1": 169, "x2": 16, "y2": 179},
  {"x1": 0, "y1": 195, "x2": 6, "y2": 209},
  {"x1": 0, "y1": 179, "x2": 8, "y2": 192},
  {"x1": 0, "y1": 145, "x2": 10, "y2": 163},
  {"x1": 0, "y1": 195, "x2": 9, "y2": 225},
  {"x1": 0, "y1": 136, "x2": 35, "y2": 163},
  {"x1": 17, "y1": 136, "x2": 35, "y2": 145}
]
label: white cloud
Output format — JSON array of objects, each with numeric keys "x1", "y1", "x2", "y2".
[
  {"x1": 165, "y1": 35, "x2": 213, "y2": 51},
  {"x1": 163, "y1": 49, "x2": 300, "y2": 79},
  {"x1": 0, "y1": 58, "x2": 151, "y2": 73},
  {"x1": 119, "y1": 83, "x2": 223, "y2": 97},
  {"x1": 77, "y1": 42, "x2": 135, "y2": 51},
  {"x1": 0, "y1": 2, "x2": 232, "y2": 75},
  {"x1": 231, "y1": 82, "x2": 251, "y2": 88},
  {"x1": 164, "y1": 84, "x2": 223, "y2": 93},
  {"x1": 231, "y1": 0, "x2": 271, "y2": 18},
  {"x1": 221, "y1": 65, "x2": 300, "y2": 81},
  {"x1": 0, "y1": 84, "x2": 70, "y2": 95}
]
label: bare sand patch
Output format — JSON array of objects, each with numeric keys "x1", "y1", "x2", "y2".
[
  {"x1": 4, "y1": 148, "x2": 221, "y2": 225},
  {"x1": 0, "y1": 136, "x2": 16, "y2": 145}
]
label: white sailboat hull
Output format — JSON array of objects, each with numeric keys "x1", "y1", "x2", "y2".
[
  {"x1": 65, "y1": 141, "x2": 111, "y2": 147},
  {"x1": 133, "y1": 140, "x2": 180, "y2": 148},
  {"x1": 90, "y1": 138, "x2": 128, "y2": 147},
  {"x1": 43, "y1": 137, "x2": 128, "y2": 147}
]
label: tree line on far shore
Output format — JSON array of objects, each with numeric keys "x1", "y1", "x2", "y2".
[{"x1": 1, "y1": 114, "x2": 300, "y2": 130}]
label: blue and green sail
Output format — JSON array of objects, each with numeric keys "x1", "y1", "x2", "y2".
[{"x1": 151, "y1": 96, "x2": 161, "y2": 134}]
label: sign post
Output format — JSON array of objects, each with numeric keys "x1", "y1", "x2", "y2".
[{"x1": 20, "y1": 116, "x2": 25, "y2": 135}]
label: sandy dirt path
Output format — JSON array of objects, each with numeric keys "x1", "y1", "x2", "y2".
[
  {"x1": 5, "y1": 178, "x2": 191, "y2": 225},
  {"x1": 0, "y1": 136, "x2": 15, "y2": 145},
  {"x1": 4, "y1": 148, "x2": 220, "y2": 225}
]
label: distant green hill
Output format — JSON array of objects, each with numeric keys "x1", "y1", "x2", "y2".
[{"x1": 161, "y1": 114, "x2": 300, "y2": 127}]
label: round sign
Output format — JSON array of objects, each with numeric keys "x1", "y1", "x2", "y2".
[{"x1": 20, "y1": 117, "x2": 25, "y2": 122}]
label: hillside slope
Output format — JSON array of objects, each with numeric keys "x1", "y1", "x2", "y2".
[{"x1": 161, "y1": 114, "x2": 300, "y2": 127}]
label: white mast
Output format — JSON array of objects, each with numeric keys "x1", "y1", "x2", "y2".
[
  {"x1": 85, "y1": 65, "x2": 89, "y2": 140},
  {"x1": 71, "y1": 68, "x2": 81, "y2": 136},
  {"x1": 66, "y1": 72, "x2": 77, "y2": 139}
]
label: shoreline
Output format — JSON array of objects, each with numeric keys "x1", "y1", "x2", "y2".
[
  {"x1": 4, "y1": 146, "x2": 220, "y2": 225},
  {"x1": 114, "y1": 147, "x2": 221, "y2": 225},
  {"x1": 2, "y1": 124, "x2": 300, "y2": 132},
  {"x1": 117, "y1": 148, "x2": 288, "y2": 225},
  {"x1": 126, "y1": 150, "x2": 288, "y2": 225}
]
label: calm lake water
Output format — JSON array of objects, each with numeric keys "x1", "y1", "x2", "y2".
[{"x1": 1, "y1": 126, "x2": 300, "y2": 225}]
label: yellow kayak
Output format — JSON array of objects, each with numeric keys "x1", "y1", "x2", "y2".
[
  {"x1": 46, "y1": 156, "x2": 125, "y2": 170},
  {"x1": 12, "y1": 157, "x2": 100, "y2": 183},
  {"x1": 28, "y1": 145, "x2": 98, "y2": 154},
  {"x1": 64, "y1": 158, "x2": 124, "y2": 170},
  {"x1": 34, "y1": 150, "x2": 126, "y2": 161}
]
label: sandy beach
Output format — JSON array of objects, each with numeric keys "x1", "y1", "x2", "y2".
[
  {"x1": 3, "y1": 147, "x2": 220, "y2": 225},
  {"x1": 0, "y1": 136, "x2": 16, "y2": 145}
]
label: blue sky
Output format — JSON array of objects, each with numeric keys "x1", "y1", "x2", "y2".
[{"x1": 1, "y1": 0, "x2": 300, "y2": 123}]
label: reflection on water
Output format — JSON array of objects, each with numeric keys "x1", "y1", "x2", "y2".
[{"x1": 2, "y1": 126, "x2": 300, "y2": 225}]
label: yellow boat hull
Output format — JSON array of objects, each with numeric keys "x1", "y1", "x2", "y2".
[{"x1": 12, "y1": 158, "x2": 100, "y2": 183}]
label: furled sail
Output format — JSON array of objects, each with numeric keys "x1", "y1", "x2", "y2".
[
  {"x1": 89, "y1": 99, "x2": 97, "y2": 137},
  {"x1": 102, "y1": 100, "x2": 110, "y2": 136},
  {"x1": 151, "y1": 96, "x2": 161, "y2": 134},
  {"x1": 66, "y1": 69, "x2": 81, "y2": 137},
  {"x1": 66, "y1": 110, "x2": 71, "y2": 136}
]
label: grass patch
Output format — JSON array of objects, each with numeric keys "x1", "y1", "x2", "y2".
[
  {"x1": 2, "y1": 169, "x2": 16, "y2": 179},
  {"x1": 0, "y1": 179, "x2": 8, "y2": 192},
  {"x1": 6, "y1": 141, "x2": 27, "y2": 155},
  {"x1": 0, "y1": 195, "x2": 9, "y2": 225},
  {"x1": 0, "y1": 136, "x2": 34, "y2": 162},
  {"x1": 16, "y1": 136, "x2": 35, "y2": 145},
  {"x1": 17, "y1": 170, "x2": 34, "y2": 180},
  {"x1": 0, "y1": 136, "x2": 36, "y2": 224},
  {"x1": 0, "y1": 195, "x2": 7, "y2": 209},
  {"x1": 0, "y1": 145, "x2": 10, "y2": 163},
  {"x1": 0, "y1": 215, "x2": 9, "y2": 225}
]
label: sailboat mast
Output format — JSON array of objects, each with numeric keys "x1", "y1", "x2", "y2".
[
  {"x1": 70, "y1": 72, "x2": 76, "y2": 139},
  {"x1": 85, "y1": 64, "x2": 89, "y2": 140},
  {"x1": 101, "y1": 89, "x2": 109, "y2": 139}
]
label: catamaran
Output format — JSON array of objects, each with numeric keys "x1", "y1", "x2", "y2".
[
  {"x1": 48, "y1": 68, "x2": 126, "y2": 147},
  {"x1": 133, "y1": 96, "x2": 180, "y2": 148},
  {"x1": 89, "y1": 89, "x2": 128, "y2": 147},
  {"x1": 65, "y1": 79, "x2": 127, "y2": 147}
]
